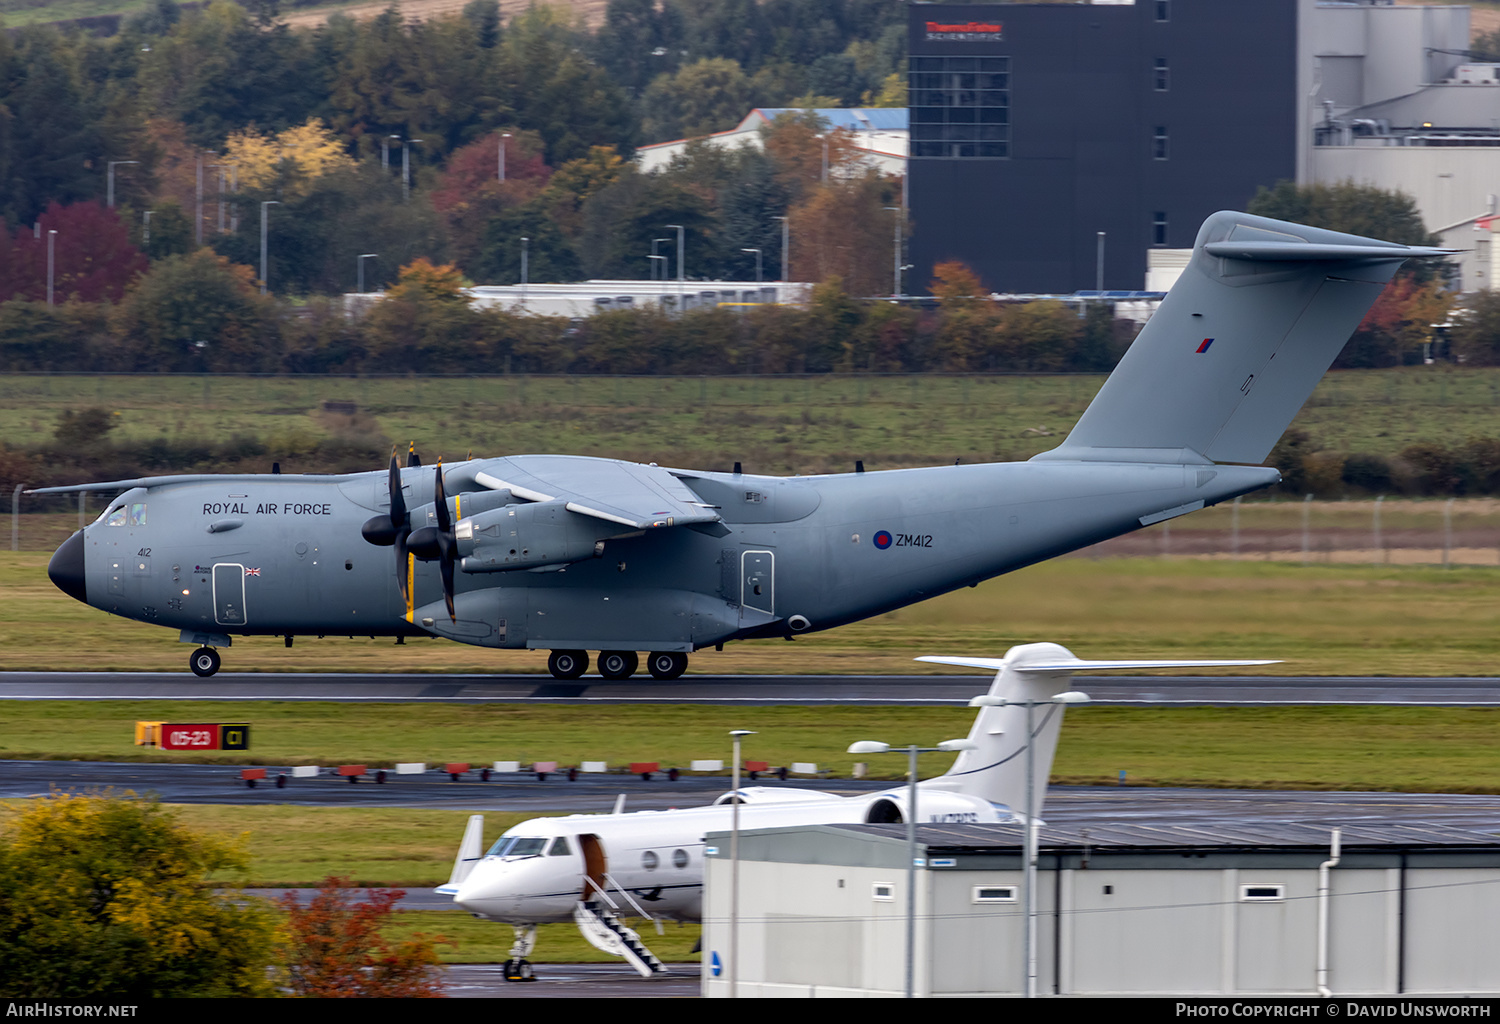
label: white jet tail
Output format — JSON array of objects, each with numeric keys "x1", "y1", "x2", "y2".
[
  {"x1": 917, "y1": 642, "x2": 1277, "y2": 819},
  {"x1": 435, "y1": 813, "x2": 485, "y2": 895}
]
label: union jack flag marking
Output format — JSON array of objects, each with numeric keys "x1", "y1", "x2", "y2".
[{"x1": 245, "y1": 567, "x2": 261, "y2": 577}]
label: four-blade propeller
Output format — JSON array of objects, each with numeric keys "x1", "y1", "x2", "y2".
[
  {"x1": 407, "y1": 460, "x2": 458, "y2": 622},
  {"x1": 359, "y1": 446, "x2": 414, "y2": 605},
  {"x1": 361, "y1": 445, "x2": 459, "y2": 623}
]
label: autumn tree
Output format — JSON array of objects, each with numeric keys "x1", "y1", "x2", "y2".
[
  {"x1": 1337, "y1": 273, "x2": 1451, "y2": 368},
  {"x1": 224, "y1": 118, "x2": 355, "y2": 198},
  {"x1": 0, "y1": 793, "x2": 277, "y2": 998},
  {"x1": 787, "y1": 173, "x2": 903, "y2": 296},
  {"x1": 279, "y1": 876, "x2": 446, "y2": 997},
  {"x1": 112, "y1": 249, "x2": 279, "y2": 371},
  {"x1": 928, "y1": 260, "x2": 993, "y2": 371},
  {"x1": 1, "y1": 202, "x2": 148, "y2": 303}
]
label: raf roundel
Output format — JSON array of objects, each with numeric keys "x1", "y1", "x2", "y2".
[{"x1": 873, "y1": 530, "x2": 893, "y2": 549}]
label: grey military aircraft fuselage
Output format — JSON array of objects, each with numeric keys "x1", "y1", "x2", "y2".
[
  {"x1": 56, "y1": 458, "x2": 1275, "y2": 660},
  {"x1": 40, "y1": 212, "x2": 1452, "y2": 679}
]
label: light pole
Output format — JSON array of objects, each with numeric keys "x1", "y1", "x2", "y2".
[
  {"x1": 846, "y1": 737, "x2": 977, "y2": 998},
  {"x1": 772, "y1": 215, "x2": 789, "y2": 283},
  {"x1": 107, "y1": 160, "x2": 138, "y2": 208},
  {"x1": 142, "y1": 210, "x2": 153, "y2": 247},
  {"x1": 46, "y1": 229, "x2": 56, "y2": 306},
  {"x1": 383, "y1": 134, "x2": 400, "y2": 171},
  {"x1": 885, "y1": 206, "x2": 903, "y2": 297},
  {"x1": 520, "y1": 236, "x2": 529, "y2": 307},
  {"x1": 259, "y1": 201, "x2": 280, "y2": 296},
  {"x1": 967, "y1": 689, "x2": 1091, "y2": 997},
  {"x1": 498, "y1": 132, "x2": 512, "y2": 182},
  {"x1": 741, "y1": 248, "x2": 762, "y2": 283},
  {"x1": 728, "y1": 729, "x2": 756, "y2": 999},
  {"x1": 402, "y1": 139, "x2": 423, "y2": 202},
  {"x1": 1096, "y1": 231, "x2": 1106, "y2": 292},
  {"x1": 652, "y1": 237, "x2": 671, "y2": 281},
  {"x1": 665, "y1": 224, "x2": 684, "y2": 308},
  {"x1": 357, "y1": 253, "x2": 378, "y2": 294},
  {"x1": 208, "y1": 164, "x2": 228, "y2": 233},
  {"x1": 647, "y1": 254, "x2": 666, "y2": 280}
]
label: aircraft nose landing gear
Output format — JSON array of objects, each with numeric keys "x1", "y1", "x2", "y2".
[{"x1": 189, "y1": 647, "x2": 221, "y2": 677}]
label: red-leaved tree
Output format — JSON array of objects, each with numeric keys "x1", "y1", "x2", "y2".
[
  {"x1": 279, "y1": 876, "x2": 447, "y2": 998},
  {"x1": 0, "y1": 202, "x2": 148, "y2": 303}
]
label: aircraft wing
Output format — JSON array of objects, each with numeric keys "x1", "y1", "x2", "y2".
[{"x1": 473, "y1": 455, "x2": 722, "y2": 530}]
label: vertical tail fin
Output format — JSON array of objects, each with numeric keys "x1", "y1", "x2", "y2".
[
  {"x1": 1037, "y1": 212, "x2": 1453, "y2": 466},
  {"x1": 439, "y1": 813, "x2": 485, "y2": 892},
  {"x1": 918, "y1": 643, "x2": 1277, "y2": 819}
]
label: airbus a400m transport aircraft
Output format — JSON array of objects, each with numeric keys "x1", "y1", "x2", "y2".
[
  {"x1": 437, "y1": 643, "x2": 1274, "y2": 978},
  {"x1": 37, "y1": 212, "x2": 1448, "y2": 678}
]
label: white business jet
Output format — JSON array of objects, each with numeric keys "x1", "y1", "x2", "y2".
[{"x1": 437, "y1": 642, "x2": 1273, "y2": 979}]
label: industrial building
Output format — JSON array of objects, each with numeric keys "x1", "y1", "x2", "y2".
[
  {"x1": 701, "y1": 821, "x2": 1500, "y2": 997},
  {"x1": 908, "y1": 1, "x2": 1500, "y2": 294}
]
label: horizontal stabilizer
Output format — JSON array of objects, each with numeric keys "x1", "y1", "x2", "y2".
[{"x1": 916, "y1": 655, "x2": 1280, "y2": 673}]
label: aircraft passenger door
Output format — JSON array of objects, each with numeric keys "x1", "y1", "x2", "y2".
[
  {"x1": 578, "y1": 833, "x2": 607, "y2": 902},
  {"x1": 741, "y1": 550, "x2": 774, "y2": 616},
  {"x1": 212, "y1": 563, "x2": 246, "y2": 626}
]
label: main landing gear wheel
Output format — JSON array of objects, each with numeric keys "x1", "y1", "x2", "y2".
[
  {"x1": 547, "y1": 649, "x2": 588, "y2": 680},
  {"x1": 646, "y1": 652, "x2": 688, "y2": 680},
  {"x1": 598, "y1": 650, "x2": 639, "y2": 680},
  {"x1": 189, "y1": 647, "x2": 221, "y2": 677}
]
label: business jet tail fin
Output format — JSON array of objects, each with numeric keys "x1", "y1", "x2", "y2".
[
  {"x1": 918, "y1": 643, "x2": 1277, "y2": 819},
  {"x1": 436, "y1": 813, "x2": 485, "y2": 894}
]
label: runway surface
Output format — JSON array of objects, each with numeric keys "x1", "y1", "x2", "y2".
[{"x1": 8, "y1": 670, "x2": 1500, "y2": 705}]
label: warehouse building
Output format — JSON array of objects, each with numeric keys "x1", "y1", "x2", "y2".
[{"x1": 701, "y1": 821, "x2": 1500, "y2": 997}]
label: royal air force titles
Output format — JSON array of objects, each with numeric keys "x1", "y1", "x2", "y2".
[{"x1": 201, "y1": 502, "x2": 332, "y2": 517}]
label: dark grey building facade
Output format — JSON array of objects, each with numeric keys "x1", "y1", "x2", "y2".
[{"x1": 908, "y1": 1, "x2": 1298, "y2": 294}]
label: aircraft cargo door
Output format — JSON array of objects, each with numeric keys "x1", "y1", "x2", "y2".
[
  {"x1": 741, "y1": 550, "x2": 774, "y2": 616},
  {"x1": 213, "y1": 563, "x2": 246, "y2": 626}
]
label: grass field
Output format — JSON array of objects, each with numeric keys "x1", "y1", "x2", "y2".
[{"x1": 12, "y1": 368, "x2": 1500, "y2": 478}]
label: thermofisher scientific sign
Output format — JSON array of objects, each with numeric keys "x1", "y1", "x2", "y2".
[
  {"x1": 924, "y1": 20, "x2": 1003, "y2": 41},
  {"x1": 159, "y1": 723, "x2": 251, "y2": 751}
]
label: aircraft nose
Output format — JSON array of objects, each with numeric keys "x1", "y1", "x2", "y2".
[{"x1": 48, "y1": 531, "x2": 87, "y2": 604}]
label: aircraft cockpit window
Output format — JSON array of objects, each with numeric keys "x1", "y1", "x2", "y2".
[
  {"x1": 129, "y1": 503, "x2": 147, "y2": 526},
  {"x1": 105, "y1": 507, "x2": 127, "y2": 527},
  {"x1": 546, "y1": 837, "x2": 571, "y2": 857},
  {"x1": 505, "y1": 838, "x2": 547, "y2": 859}
]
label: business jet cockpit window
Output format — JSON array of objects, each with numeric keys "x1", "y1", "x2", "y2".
[{"x1": 486, "y1": 836, "x2": 548, "y2": 859}]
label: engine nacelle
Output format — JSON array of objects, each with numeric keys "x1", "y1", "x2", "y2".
[
  {"x1": 456, "y1": 499, "x2": 624, "y2": 572},
  {"x1": 861, "y1": 789, "x2": 1011, "y2": 825}
]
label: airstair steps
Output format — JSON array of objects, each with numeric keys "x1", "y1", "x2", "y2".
[{"x1": 574, "y1": 900, "x2": 668, "y2": 977}]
